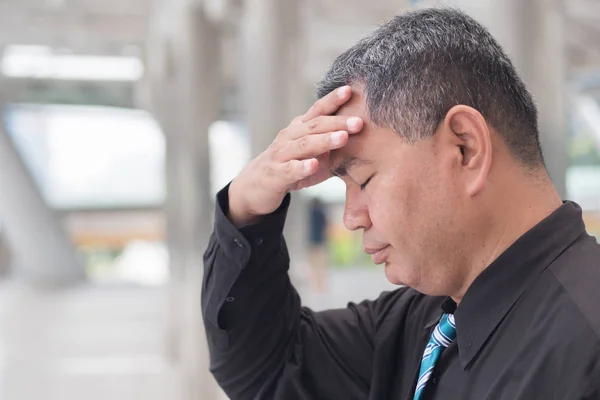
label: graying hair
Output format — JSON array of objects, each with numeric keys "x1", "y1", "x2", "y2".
[{"x1": 317, "y1": 8, "x2": 543, "y2": 167}]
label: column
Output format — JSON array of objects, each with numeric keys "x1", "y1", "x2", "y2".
[
  {"x1": 240, "y1": 0, "x2": 289, "y2": 155},
  {"x1": 0, "y1": 97, "x2": 84, "y2": 286},
  {"x1": 240, "y1": 0, "x2": 309, "y2": 283},
  {"x1": 147, "y1": 1, "x2": 222, "y2": 398},
  {"x1": 522, "y1": 0, "x2": 568, "y2": 198},
  {"x1": 176, "y1": 6, "x2": 222, "y2": 399}
]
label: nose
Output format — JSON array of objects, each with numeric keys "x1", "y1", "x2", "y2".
[{"x1": 343, "y1": 187, "x2": 371, "y2": 231}]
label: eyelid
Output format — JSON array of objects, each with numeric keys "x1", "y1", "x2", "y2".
[{"x1": 360, "y1": 176, "x2": 372, "y2": 190}]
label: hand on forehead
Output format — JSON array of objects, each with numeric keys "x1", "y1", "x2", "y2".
[
  {"x1": 334, "y1": 86, "x2": 369, "y2": 119},
  {"x1": 328, "y1": 87, "x2": 372, "y2": 176}
]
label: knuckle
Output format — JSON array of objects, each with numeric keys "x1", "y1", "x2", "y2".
[
  {"x1": 268, "y1": 143, "x2": 282, "y2": 160},
  {"x1": 308, "y1": 116, "x2": 329, "y2": 133},
  {"x1": 309, "y1": 101, "x2": 321, "y2": 114},
  {"x1": 284, "y1": 161, "x2": 295, "y2": 174},
  {"x1": 306, "y1": 120, "x2": 319, "y2": 133},
  {"x1": 298, "y1": 136, "x2": 310, "y2": 151},
  {"x1": 277, "y1": 127, "x2": 290, "y2": 138}
]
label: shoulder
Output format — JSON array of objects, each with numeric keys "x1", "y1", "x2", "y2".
[
  {"x1": 516, "y1": 242, "x2": 600, "y2": 388},
  {"x1": 548, "y1": 233, "x2": 600, "y2": 341}
]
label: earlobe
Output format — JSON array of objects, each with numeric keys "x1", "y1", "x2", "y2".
[{"x1": 444, "y1": 105, "x2": 492, "y2": 196}]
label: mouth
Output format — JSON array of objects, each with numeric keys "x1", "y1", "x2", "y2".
[{"x1": 363, "y1": 245, "x2": 391, "y2": 265}]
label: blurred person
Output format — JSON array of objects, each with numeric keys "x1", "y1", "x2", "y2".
[
  {"x1": 0, "y1": 224, "x2": 11, "y2": 278},
  {"x1": 202, "y1": 8, "x2": 600, "y2": 400},
  {"x1": 307, "y1": 196, "x2": 329, "y2": 293}
]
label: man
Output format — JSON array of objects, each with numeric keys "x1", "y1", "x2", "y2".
[
  {"x1": 307, "y1": 197, "x2": 329, "y2": 293},
  {"x1": 202, "y1": 8, "x2": 600, "y2": 400}
]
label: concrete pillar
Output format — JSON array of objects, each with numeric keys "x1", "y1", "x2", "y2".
[
  {"x1": 147, "y1": 1, "x2": 222, "y2": 399},
  {"x1": 176, "y1": 7, "x2": 221, "y2": 400},
  {"x1": 0, "y1": 102, "x2": 84, "y2": 286},
  {"x1": 0, "y1": 218, "x2": 12, "y2": 278},
  {"x1": 281, "y1": 0, "x2": 311, "y2": 282},
  {"x1": 240, "y1": 0, "x2": 289, "y2": 155},
  {"x1": 240, "y1": 0, "x2": 309, "y2": 283},
  {"x1": 416, "y1": 0, "x2": 568, "y2": 198},
  {"x1": 521, "y1": 0, "x2": 568, "y2": 198}
]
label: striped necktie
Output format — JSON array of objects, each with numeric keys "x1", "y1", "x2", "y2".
[{"x1": 413, "y1": 313, "x2": 457, "y2": 400}]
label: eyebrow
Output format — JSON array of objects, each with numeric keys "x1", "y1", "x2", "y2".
[{"x1": 331, "y1": 156, "x2": 372, "y2": 177}]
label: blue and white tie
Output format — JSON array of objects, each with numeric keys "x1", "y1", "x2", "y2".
[{"x1": 413, "y1": 313, "x2": 457, "y2": 400}]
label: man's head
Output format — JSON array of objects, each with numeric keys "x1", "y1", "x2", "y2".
[
  {"x1": 318, "y1": 8, "x2": 542, "y2": 167},
  {"x1": 319, "y1": 8, "x2": 558, "y2": 298}
]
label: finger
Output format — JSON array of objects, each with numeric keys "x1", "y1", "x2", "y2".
[
  {"x1": 277, "y1": 158, "x2": 318, "y2": 185},
  {"x1": 283, "y1": 115, "x2": 363, "y2": 140},
  {"x1": 302, "y1": 86, "x2": 352, "y2": 122},
  {"x1": 274, "y1": 130, "x2": 349, "y2": 162}
]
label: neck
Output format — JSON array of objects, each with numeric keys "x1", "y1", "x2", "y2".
[{"x1": 451, "y1": 168, "x2": 563, "y2": 304}]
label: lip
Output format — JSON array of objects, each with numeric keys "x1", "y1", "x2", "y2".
[{"x1": 364, "y1": 245, "x2": 391, "y2": 265}]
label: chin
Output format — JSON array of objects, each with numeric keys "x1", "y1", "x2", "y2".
[
  {"x1": 383, "y1": 262, "x2": 411, "y2": 286},
  {"x1": 384, "y1": 261, "x2": 434, "y2": 292},
  {"x1": 385, "y1": 259, "x2": 451, "y2": 295}
]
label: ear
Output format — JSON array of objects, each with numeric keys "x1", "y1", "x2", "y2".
[{"x1": 442, "y1": 105, "x2": 492, "y2": 196}]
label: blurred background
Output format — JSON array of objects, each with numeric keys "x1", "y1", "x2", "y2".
[{"x1": 0, "y1": 0, "x2": 598, "y2": 399}]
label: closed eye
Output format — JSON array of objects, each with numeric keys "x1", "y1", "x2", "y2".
[{"x1": 360, "y1": 176, "x2": 372, "y2": 190}]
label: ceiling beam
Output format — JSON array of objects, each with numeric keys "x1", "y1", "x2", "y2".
[{"x1": 0, "y1": 3, "x2": 149, "y2": 49}]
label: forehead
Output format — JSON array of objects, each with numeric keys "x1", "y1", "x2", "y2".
[
  {"x1": 335, "y1": 86, "x2": 369, "y2": 118},
  {"x1": 329, "y1": 87, "x2": 377, "y2": 170}
]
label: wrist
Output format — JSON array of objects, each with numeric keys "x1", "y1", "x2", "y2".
[{"x1": 227, "y1": 181, "x2": 261, "y2": 228}]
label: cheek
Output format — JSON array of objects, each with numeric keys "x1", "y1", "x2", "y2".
[
  {"x1": 373, "y1": 167, "x2": 445, "y2": 246},
  {"x1": 367, "y1": 176, "x2": 413, "y2": 236}
]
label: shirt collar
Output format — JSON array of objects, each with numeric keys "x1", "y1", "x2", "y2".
[{"x1": 451, "y1": 201, "x2": 587, "y2": 370}]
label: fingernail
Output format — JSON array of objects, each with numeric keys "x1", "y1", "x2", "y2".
[
  {"x1": 331, "y1": 131, "x2": 346, "y2": 144},
  {"x1": 346, "y1": 117, "x2": 361, "y2": 131},
  {"x1": 337, "y1": 86, "x2": 349, "y2": 99}
]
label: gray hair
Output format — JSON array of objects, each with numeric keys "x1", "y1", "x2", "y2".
[{"x1": 317, "y1": 8, "x2": 544, "y2": 168}]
